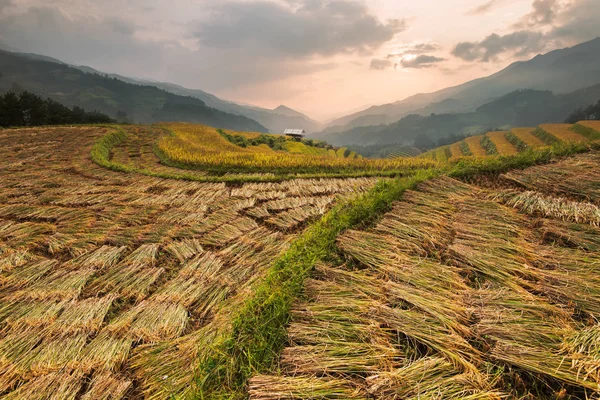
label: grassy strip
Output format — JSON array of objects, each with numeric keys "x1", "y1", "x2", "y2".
[
  {"x1": 572, "y1": 123, "x2": 600, "y2": 140},
  {"x1": 459, "y1": 141, "x2": 473, "y2": 156},
  {"x1": 444, "y1": 147, "x2": 452, "y2": 160},
  {"x1": 533, "y1": 127, "x2": 560, "y2": 145},
  {"x1": 90, "y1": 127, "x2": 437, "y2": 183},
  {"x1": 89, "y1": 126, "x2": 133, "y2": 173},
  {"x1": 195, "y1": 168, "x2": 441, "y2": 399},
  {"x1": 449, "y1": 140, "x2": 598, "y2": 178},
  {"x1": 505, "y1": 132, "x2": 529, "y2": 152},
  {"x1": 480, "y1": 135, "x2": 498, "y2": 155}
]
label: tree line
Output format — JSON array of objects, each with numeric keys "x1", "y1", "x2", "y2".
[
  {"x1": 566, "y1": 100, "x2": 600, "y2": 123},
  {"x1": 0, "y1": 91, "x2": 114, "y2": 128}
]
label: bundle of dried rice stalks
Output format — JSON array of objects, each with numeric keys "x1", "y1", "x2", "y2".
[
  {"x1": 47, "y1": 295, "x2": 116, "y2": 335},
  {"x1": 2, "y1": 370, "x2": 84, "y2": 400},
  {"x1": 0, "y1": 248, "x2": 36, "y2": 273},
  {"x1": 119, "y1": 243, "x2": 160, "y2": 267},
  {"x1": 80, "y1": 372, "x2": 132, "y2": 400},
  {"x1": 248, "y1": 374, "x2": 367, "y2": 400},
  {"x1": 366, "y1": 357, "x2": 504, "y2": 399},
  {"x1": 491, "y1": 190, "x2": 600, "y2": 226},
  {"x1": 106, "y1": 301, "x2": 188, "y2": 342},
  {"x1": 90, "y1": 266, "x2": 164, "y2": 299},
  {"x1": 165, "y1": 238, "x2": 204, "y2": 263},
  {"x1": 27, "y1": 333, "x2": 88, "y2": 375},
  {"x1": 62, "y1": 245, "x2": 127, "y2": 270},
  {"x1": 131, "y1": 327, "x2": 216, "y2": 400},
  {"x1": 1, "y1": 259, "x2": 57, "y2": 288},
  {"x1": 561, "y1": 324, "x2": 600, "y2": 384},
  {"x1": 538, "y1": 219, "x2": 600, "y2": 251},
  {"x1": 1, "y1": 301, "x2": 65, "y2": 332},
  {"x1": 77, "y1": 331, "x2": 132, "y2": 372},
  {"x1": 8, "y1": 268, "x2": 95, "y2": 301}
]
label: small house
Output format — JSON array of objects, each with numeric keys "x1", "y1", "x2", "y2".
[{"x1": 283, "y1": 129, "x2": 306, "y2": 139}]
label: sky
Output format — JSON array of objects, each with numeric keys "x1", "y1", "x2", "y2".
[{"x1": 0, "y1": 0, "x2": 599, "y2": 121}]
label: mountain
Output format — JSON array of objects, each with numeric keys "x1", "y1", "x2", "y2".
[
  {"x1": 321, "y1": 84, "x2": 600, "y2": 147},
  {"x1": 66, "y1": 64, "x2": 321, "y2": 134},
  {"x1": 325, "y1": 37, "x2": 600, "y2": 136},
  {"x1": 0, "y1": 50, "x2": 267, "y2": 132}
]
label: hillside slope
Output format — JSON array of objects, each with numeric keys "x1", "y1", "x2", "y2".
[{"x1": 0, "y1": 50, "x2": 268, "y2": 132}]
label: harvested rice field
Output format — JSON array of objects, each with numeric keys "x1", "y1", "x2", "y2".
[
  {"x1": 0, "y1": 126, "x2": 380, "y2": 399},
  {"x1": 252, "y1": 151, "x2": 600, "y2": 399}
]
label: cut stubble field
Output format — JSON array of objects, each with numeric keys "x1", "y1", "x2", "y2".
[{"x1": 1, "y1": 121, "x2": 600, "y2": 399}]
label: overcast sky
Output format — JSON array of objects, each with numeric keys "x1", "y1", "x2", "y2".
[{"x1": 0, "y1": 0, "x2": 598, "y2": 120}]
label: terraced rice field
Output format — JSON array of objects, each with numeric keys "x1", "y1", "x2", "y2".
[
  {"x1": 252, "y1": 152, "x2": 600, "y2": 399},
  {"x1": 486, "y1": 131, "x2": 518, "y2": 155},
  {"x1": 580, "y1": 120, "x2": 600, "y2": 132},
  {"x1": 447, "y1": 142, "x2": 464, "y2": 162},
  {"x1": 464, "y1": 135, "x2": 487, "y2": 157},
  {"x1": 511, "y1": 127, "x2": 546, "y2": 148},
  {"x1": 539, "y1": 124, "x2": 587, "y2": 143},
  {"x1": 0, "y1": 126, "x2": 379, "y2": 399}
]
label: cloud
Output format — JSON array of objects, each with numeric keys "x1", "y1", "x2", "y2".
[
  {"x1": 514, "y1": 0, "x2": 561, "y2": 27},
  {"x1": 452, "y1": 30, "x2": 546, "y2": 62},
  {"x1": 370, "y1": 58, "x2": 392, "y2": 70},
  {"x1": 400, "y1": 55, "x2": 446, "y2": 68},
  {"x1": 190, "y1": 0, "x2": 407, "y2": 58},
  {"x1": 548, "y1": 0, "x2": 600, "y2": 43},
  {"x1": 453, "y1": 0, "x2": 600, "y2": 63},
  {"x1": 387, "y1": 43, "x2": 443, "y2": 58},
  {"x1": 466, "y1": 0, "x2": 502, "y2": 15}
]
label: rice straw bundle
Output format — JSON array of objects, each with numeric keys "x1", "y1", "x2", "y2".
[
  {"x1": 165, "y1": 238, "x2": 204, "y2": 262},
  {"x1": 80, "y1": 372, "x2": 132, "y2": 400},
  {"x1": 131, "y1": 327, "x2": 216, "y2": 400},
  {"x1": 2, "y1": 370, "x2": 84, "y2": 400},
  {"x1": 27, "y1": 333, "x2": 88, "y2": 376},
  {"x1": 248, "y1": 374, "x2": 367, "y2": 399},
  {"x1": 62, "y1": 245, "x2": 127, "y2": 270},
  {"x1": 491, "y1": 189, "x2": 600, "y2": 226},
  {"x1": 107, "y1": 301, "x2": 188, "y2": 342},
  {"x1": 2, "y1": 301, "x2": 65, "y2": 332},
  {"x1": 47, "y1": 295, "x2": 116, "y2": 335},
  {"x1": 366, "y1": 357, "x2": 504, "y2": 399},
  {"x1": 77, "y1": 331, "x2": 132, "y2": 372},
  {"x1": 1, "y1": 259, "x2": 57, "y2": 288},
  {"x1": 9, "y1": 268, "x2": 95, "y2": 301}
]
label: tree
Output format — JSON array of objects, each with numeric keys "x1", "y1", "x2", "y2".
[
  {"x1": 0, "y1": 92, "x2": 24, "y2": 127},
  {"x1": 414, "y1": 134, "x2": 435, "y2": 150}
]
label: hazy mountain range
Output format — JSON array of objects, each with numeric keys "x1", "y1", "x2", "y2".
[
  {"x1": 0, "y1": 48, "x2": 320, "y2": 133},
  {"x1": 1, "y1": 37, "x2": 600, "y2": 144},
  {"x1": 319, "y1": 37, "x2": 600, "y2": 145}
]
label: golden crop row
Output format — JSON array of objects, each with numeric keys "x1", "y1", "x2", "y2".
[{"x1": 157, "y1": 123, "x2": 436, "y2": 173}]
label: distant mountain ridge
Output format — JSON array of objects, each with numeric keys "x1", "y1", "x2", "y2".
[
  {"x1": 0, "y1": 47, "x2": 321, "y2": 134},
  {"x1": 324, "y1": 37, "x2": 600, "y2": 137},
  {"x1": 71, "y1": 65, "x2": 322, "y2": 134},
  {"x1": 320, "y1": 84, "x2": 600, "y2": 147},
  {"x1": 0, "y1": 49, "x2": 268, "y2": 132}
]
